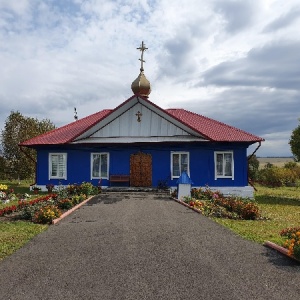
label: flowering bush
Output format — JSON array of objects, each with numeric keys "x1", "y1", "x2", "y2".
[
  {"x1": 57, "y1": 199, "x2": 73, "y2": 210},
  {"x1": 0, "y1": 205, "x2": 18, "y2": 216},
  {"x1": 71, "y1": 194, "x2": 87, "y2": 205},
  {"x1": 0, "y1": 194, "x2": 57, "y2": 218},
  {"x1": 0, "y1": 184, "x2": 8, "y2": 191},
  {"x1": 32, "y1": 205, "x2": 62, "y2": 224},
  {"x1": 80, "y1": 182, "x2": 94, "y2": 196},
  {"x1": 66, "y1": 184, "x2": 81, "y2": 196},
  {"x1": 185, "y1": 188, "x2": 261, "y2": 220},
  {"x1": 0, "y1": 185, "x2": 16, "y2": 203},
  {"x1": 0, "y1": 191, "x2": 7, "y2": 200},
  {"x1": 280, "y1": 227, "x2": 300, "y2": 259},
  {"x1": 0, "y1": 181, "x2": 96, "y2": 224}
]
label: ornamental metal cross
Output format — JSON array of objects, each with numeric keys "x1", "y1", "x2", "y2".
[
  {"x1": 136, "y1": 111, "x2": 142, "y2": 122},
  {"x1": 137, "y1": 41, "x2": 148, "y2": 72}
]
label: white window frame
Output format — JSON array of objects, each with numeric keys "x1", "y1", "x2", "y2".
[
  {"x1": 214, "y1": 151, "x2": 234, "y2": 180},
  {"x1": 171, "y1": 151, "x2": 190, "y2": 179},
  {"x1": 49, "y1": 153, "x2": 67, "y2": 180},
  {"x1": 91, "y1": 152, "x2": 109, "y2": 180}
]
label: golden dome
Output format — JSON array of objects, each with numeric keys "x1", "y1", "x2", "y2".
[
  {"x1": 131, "y1": 41, "x2": 151, "y2": 98},
  {"x1": 131, "y1": 71, "x2": 151, "y2": 97}
]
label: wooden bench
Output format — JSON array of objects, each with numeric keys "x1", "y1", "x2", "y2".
[{"x1": 109, "y1": 175, "x2": 130, "y2": 186}]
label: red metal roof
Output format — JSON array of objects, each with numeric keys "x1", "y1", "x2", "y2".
[
  {"x1": 165, "y1": 109, "x2": 263, "y2": 142},
  {"x1": 20, "y1": 109, "x2": 112, "y2": 146},
  {"x1": 20, "y1": 96, "x2": 263, "y2": 146}
]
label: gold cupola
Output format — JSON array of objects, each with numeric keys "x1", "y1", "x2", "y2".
[{"x1": 131, "y1": 41, "x2": 151, "y2": 98}]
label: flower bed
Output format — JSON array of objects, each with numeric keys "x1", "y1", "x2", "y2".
[
  {"x1": 180, "y1": 187, "x2": 261, "y2": 220},
  {"x1": 0, "y1": 182, "x2": 99, "y2": 224},
  {"x1": 264, "y1": 227, "x2": 300, "y2": 263},
  {"x1": 0, "y1": 184, "x2": 17, "y2": 204},
  {"x1": 280, "y1": 227, "x2": 300, "y2": 261}
]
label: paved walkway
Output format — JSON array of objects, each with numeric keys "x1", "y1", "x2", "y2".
[{"x1": 0, "y1": 192, "x2": 299, "y2": 300}]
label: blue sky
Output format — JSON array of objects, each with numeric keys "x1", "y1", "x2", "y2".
[{"x1": 0, "y1": 0, "x2": 300, "y2": 157}]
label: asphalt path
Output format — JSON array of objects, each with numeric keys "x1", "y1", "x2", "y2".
[{"x1": 0, "y1": 192, "x2": 299, "y2": 300}]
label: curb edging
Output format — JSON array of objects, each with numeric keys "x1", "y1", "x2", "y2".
[
  {"x1": 264, "y1": 241, "x2": 300, "y2": 263},
  {"x1": 52, "y1": 196, "x2": 93, "y2": 225},
  {"x1": 173, "y1": 198, "x2": 202, "y2": 214}
]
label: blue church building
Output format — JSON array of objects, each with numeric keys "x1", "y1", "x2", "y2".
[{"x1": 20, "y1": 42, "x2": 263, "y2": 197}]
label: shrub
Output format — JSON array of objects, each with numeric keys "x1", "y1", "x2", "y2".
[
  {"x1": 71, "y1": 194, "x2": 87, "y2": 205},
  {"x1": 67, "y1": 184, "x2": 81, "y2": 196},
  {"x1": 280, "y1": 227, "x2": 300, "y2": 260},
  {"x1": 0, "y1": 184, "x2": 8, "y2": 191},
  {"x1": 32, "y1": 205, "x2": 62, "y2": 224},
  {"x1": 57, "y1": 199, "x2": 73, "y2": 210},
  {"x1": 188, "y1": 187, "x2": 261, "y2": 220},
  {"x1": 280, "y1": 227, "x2": 300, "y2": 239},
  {"x1": 257, "y1": 166, "x2": 298, "y2": 187},
  {"x1": 0, "y1": 205, "x2": 17, "y2": 217},
  {"x1": 18, "y1": 196, "x2": 56, "y2": 220},
  {"x1": 56, "y1": 184, "x2": 69, "y2": 200},
  {"x1": 80, "y1": 182, "x2": 94, "y2": 196},
  {"x1": 20, "y1": 204, "x2": 39, "y2": 220}
]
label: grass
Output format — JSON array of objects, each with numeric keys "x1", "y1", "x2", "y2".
[
  {"x1": 0, "y1": 222, "x2": 48, "y2": 261},
  {"x1": 213, "y1": 185, "x2": 300, "y2": 245},
  {"x1": 0, "y1": 179, "x2": 34, "y2": 194},
  {"x1": 0, "y1": 180, "x2": 48, "y2": 261}
]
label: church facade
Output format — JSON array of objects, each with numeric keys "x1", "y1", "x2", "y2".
[{"x1": 20, "y1": 42, "x2": 263, "y2": 197}]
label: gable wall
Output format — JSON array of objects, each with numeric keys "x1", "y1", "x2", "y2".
[
  {"x1": 36, "y1": 143, "x2": 248, "y2": 188},
  {"x1": 91, "y1": 103, "x2": 190, "y2": 138}
]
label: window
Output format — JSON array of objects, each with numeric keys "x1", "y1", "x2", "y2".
[
  {"x1": 91, "y1": 153, "x2": 109, "y2": 179},
  {"x1": 171, "y1": 152, "x2": 189, "y2": 179},
  {"x1": 49, "y1": 153, "x2": 67, "y2": 179},
  {"x1": 214, "y1": 152, "x2": 234, "y2": 179}
]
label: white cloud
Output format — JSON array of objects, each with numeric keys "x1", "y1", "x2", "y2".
[{"x1": 0, "y1": 0, "x2": 299, "y2": 156}]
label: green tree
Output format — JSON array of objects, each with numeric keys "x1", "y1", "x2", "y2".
[
  {"x1": 1, "y1": 111, "x2": 55, "y2": 180},
  {"x1": 247, "y1": 154, "x2": 260, "y2": 181},
  {"x1": 289, "y1": 119, "x2": 300, "y2": 162},
  {"x1": 0, "y1": 154, "x2": 8, "y2": 179}
]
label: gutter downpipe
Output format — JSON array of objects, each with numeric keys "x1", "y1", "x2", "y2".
[
  {"x1": 19, "y1": 145, "x2": 37, "y2": 187},
  {"x1": 247, "y1": 141, "x2": 262, "y2": 192}
]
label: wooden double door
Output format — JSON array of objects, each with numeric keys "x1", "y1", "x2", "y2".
[{"x1": 130, "y1": 152, "x2": 152, "y2": 187}]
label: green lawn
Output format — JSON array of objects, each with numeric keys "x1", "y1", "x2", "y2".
[
  {"x1": 0, "y1": 180, "x2": 48, "y2": 261},
  {"x1": 0, "y1": 180, "x2": 33, "y2": 195},
  {"x1": 0, "y1": 222, "x2": 48, "y2": 261},
  {"x1": 213, "y1": 185, "x2": 300, "y2": 245}
]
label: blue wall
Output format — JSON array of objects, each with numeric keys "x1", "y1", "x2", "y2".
[{"x1": 36, "y1": 143, "x2": 249, "y2": 187}]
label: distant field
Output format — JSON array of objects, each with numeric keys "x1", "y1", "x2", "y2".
[{"x1": 257, "y1": 157, "x2": 298, "y2": 168}]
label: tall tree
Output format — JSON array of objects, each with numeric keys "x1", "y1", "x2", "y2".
[
  {"x1": 1, "y1": 111, "x2": 55, "y2": 180},
  {"x1": 289, "y1": 119, "x2": 300, "y2": 162},
  {"x1": 247, "y1": 154, "x2": 260, "y2": 181},
  {"x1": 0, "y1": 155, "x2": 8, "y2": 180}
]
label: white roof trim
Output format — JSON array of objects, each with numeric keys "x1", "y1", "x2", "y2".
[{"x1": 72, "y1": 136, "x2": 209, "y2": 144}]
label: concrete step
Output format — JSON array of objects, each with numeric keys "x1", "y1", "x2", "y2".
[{"x1": 89, "y1": 189, "x2": 171, "y2": 205}]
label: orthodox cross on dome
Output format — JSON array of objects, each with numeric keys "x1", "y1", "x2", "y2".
[
  {"x1": 136, "y1": 111, "x2": 142, "y2": 122},
  {"x1": 137, "y1": 41, "x2": 148, "y2": 72}
]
